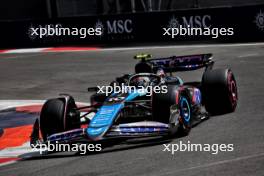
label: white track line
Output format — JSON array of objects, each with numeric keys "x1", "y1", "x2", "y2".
[
  {"x1": 0, "y1": 100, "x2": 90, "y2": 111},
  {"x1": 161, "y1": 152, "x2": 264, "y2": 175},
  {"x1": 238, "y1": 53, "x2": 259, "y2": 58},
  {"x1": 0, "y1": 142, "x2": 32, "y2": 167},
  {"x1": 100, "y1": 42, "x2": 264, "y2": 52},
  {"x1": 0, "y1": 100, "x2": 45, "y2": 111},
  {"x1": 0, "y1": 142, "x2": 32, "y2": 158},
  {"x1": 4, "y1": 48, "x2": 50, "y2": 54},
  {"x1": 1, "y1": 42, "x2": 264, "y2": 54},
  {"x1": 0, "y1": 160, "x2": 19, "y2": 167}
]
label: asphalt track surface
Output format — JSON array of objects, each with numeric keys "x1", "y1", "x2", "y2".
[{"x1": 0, "y1": 43, "x2": 264, "y2": 176}]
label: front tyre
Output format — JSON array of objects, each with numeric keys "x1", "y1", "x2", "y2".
[
  {"x1": 40, "y1": 97, "x2": 80, "y2": 141},
  {"x1": 169, "y1": 96, "x2": 191, "y2": 137},
  {"x1": 152, "y1": 86, "x2": 192, "y2": 137}
]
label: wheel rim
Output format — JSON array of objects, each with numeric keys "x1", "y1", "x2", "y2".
[
  {"x1": 227, "y1": 72, "x2": 238, "y2": 108},
  {"x1": 180, "y1": 97, "x2": 190, "y2": 122}
]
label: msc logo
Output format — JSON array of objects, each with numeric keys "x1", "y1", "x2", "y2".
[
  {"x1": 107, "y1": 19, "x2": 133, "y2": 34},
  {"x1": 95, "y1": 19, "x2": 133, "y2": 35},
  {"x1": 255, "y1": 10, "x2": 264, "y2": 31},
  {"x1": 168, "y1": 15, "x2": 211, "y2": 28}
]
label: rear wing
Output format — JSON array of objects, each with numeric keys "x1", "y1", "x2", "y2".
[{"x1": 135, "y1": 53, "x2": 214, "y2": 72}]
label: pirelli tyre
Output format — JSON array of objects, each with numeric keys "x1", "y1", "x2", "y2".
[
  {"x1": 168, "y1": 96, "x2": 192, "y2": 136},
  {"x1": 152, "y1": 85, "x2": 191, "y2": 136},
  {"x1": 40, "y1": 97, "x2": 80, "y2": 141},
  {"x1": 202, "y1": 68, "x2": 238, "y2": 115}
]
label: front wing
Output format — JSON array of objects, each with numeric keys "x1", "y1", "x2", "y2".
[{"x1": 46, "y1": 121, "x2": 169, "y2": 143}]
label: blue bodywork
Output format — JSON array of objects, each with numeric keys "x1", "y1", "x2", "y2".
[
  {"x1": 46, "y1": 89, "x2": 170, "y2": 143},
  {"x1": 87, "y1": 90, "x2": 146, "y2": 139},
  {"x1": 87, "y1": 104, "x2": 123, "y2": 139}
]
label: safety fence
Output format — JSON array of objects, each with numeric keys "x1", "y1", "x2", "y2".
[{"x1": 0, "y1": 4, "x2": 263, "y2": 48}]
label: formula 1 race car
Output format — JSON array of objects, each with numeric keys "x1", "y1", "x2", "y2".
[{"x1": 31, "y1": 53, "x2": 238, "y2": 147}]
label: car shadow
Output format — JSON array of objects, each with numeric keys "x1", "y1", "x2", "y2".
[
  {"x1": 21, "y1": 112, "x2": 224, "y2": 161},
  {"x1": 20, "y1": 136, "x2": 176, "y2": 161}
]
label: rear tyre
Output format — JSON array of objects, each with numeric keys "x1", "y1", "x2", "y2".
[
  {"x1": 40, "y1": 97, "x2": 80, "y2": 141},
  {"x1": 202, "y1": 68, "x2": 238, "y2": 115}
]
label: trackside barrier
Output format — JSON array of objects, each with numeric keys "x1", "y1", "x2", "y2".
[{"x1": 0, "y1": 4, "x2": 264, "y2": 48}]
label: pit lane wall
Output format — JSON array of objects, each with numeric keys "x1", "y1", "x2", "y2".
[{"x1": 0, "y1": 4, "x2": 264, "y2": 48}]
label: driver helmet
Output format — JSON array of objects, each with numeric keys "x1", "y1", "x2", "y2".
[
  {"x1": 131, "y1": 76, "x2": 151, "y2": 88},
  {"x1": 156, "y1": 68, "x2": 165, "y2": 78}
]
